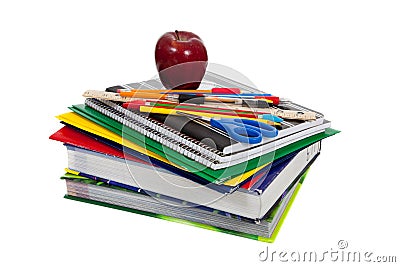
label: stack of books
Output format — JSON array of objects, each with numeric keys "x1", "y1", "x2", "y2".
[{"x1": 50, "y1": 72, "x2": 338, "y2": 242}]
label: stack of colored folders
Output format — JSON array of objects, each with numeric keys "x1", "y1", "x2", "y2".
[{"x1": 50, "y1": 73, "x2": 339, "y2": 242}]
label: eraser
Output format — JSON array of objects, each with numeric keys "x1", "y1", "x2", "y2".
[
  {"x1": 105, "y1": 85, "x2": 125, "y2": 92},
  {"x1": 122, "y1": 100, "x2": 146, "y2": 110},
  {"x1": 211, "y1": 88, "x2": 241, "y2": 94}
]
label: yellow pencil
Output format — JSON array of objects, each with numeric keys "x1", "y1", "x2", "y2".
[{"x1": 139, "y1": 106, "x2": 281, "y2": 126}]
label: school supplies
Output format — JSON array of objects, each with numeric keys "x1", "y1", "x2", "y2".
[
  {"x1": 69, "y1": 98, "x2": 333, "y2": 170},
  {"x1": 178, "y1": 112, "x2": 278, "y2": 144},
  {"x1": 118, "y1": 87, "x2": 241, "y2": 96},
  {"x1": 53, "y1": 125, "x2": 322, "y2": 219},
  {"x1": 131, "y1": 101, "x2": 284, "y2": 122},
  {"x1": 85, "y1": 90, "x2": 316, "y2": 120},
  {"x1": 122, "y1": 99, "x2": 266, "y2": 118},
  {"x1": 123, "y1": 99, "x2": 316, "y2": 121},
  {"x1": 262, "y1": 114, "x2": 284, "y2": 123},
  {"x1": 174, "y1": 94, "x2": 273, "y2": 106},
  {"x1": 83, "y1": 90, "x2": 142, "y2": 101},
  {"x1": 113, "y1": 84, "x2": 284, "y2": 105},
  {"x1": 211, "y1": 117, "x2": 278, "y2": 142},
  {"x1": 51, "y1": 71, "x2": 339, "y2": 242},
  {"x1": 139, "y1": 105, "x2": 278, "y2": 125},
  {"x1": 85, "y1": 89, "x2": 272, "y2": 107},
  {"x1": 198, "y1": 94, "x2": 285, "y2": 106}
]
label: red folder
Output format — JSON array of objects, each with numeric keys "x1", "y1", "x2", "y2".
[{"x1": 49, "y1": 126, "x2": 150, "y2": 166}]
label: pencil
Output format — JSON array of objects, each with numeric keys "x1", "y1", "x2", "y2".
[
  {"x1": 139, "y1": 106, "x2": 280, "y2": 125},
  {"x1": 119, "y1": 88, "x2": 241, "y2": 97}
]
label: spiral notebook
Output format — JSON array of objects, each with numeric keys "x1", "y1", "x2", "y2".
[
  {"x1": 77, "y1": 98, "x2": 331, "y2": 170},
  {"x1": 61, "y1": 107, "x2": 338, "y2": 184},
  {"x1": 117, "y1": 72, "x2": 328, "y2": 156}
]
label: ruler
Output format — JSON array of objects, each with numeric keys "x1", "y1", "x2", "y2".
[
  {"x1": 83, "y1": 90, "x2": 149, "y2": 102},
  {"x1": 267, "y1": 107, "x2": 316, "y2": 120},
  {"x1": 82, "y1": 90, "x2": 316, "y2": 120}
]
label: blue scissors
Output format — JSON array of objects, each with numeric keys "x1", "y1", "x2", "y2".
[{"x1": 210, "y1": 117, "x2": 278, "y2": 144}]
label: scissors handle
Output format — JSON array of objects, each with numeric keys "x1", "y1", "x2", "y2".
[
  {"x1": 210, "y1": 118, "x2": 262, "y2": 144},
  {"x1": 234, "y1": 118, "x2": 278, "y2": 138},
  {"x1": 210, "y1": 118, "x2": 278, "y2": 144}
]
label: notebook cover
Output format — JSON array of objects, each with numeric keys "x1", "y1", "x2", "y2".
[
  {"x1": 63, "y1": 169, "x2": 309, "y2": 243},
  {"x1": 64, "y1": 105, "x2": 339, "y2": 183},
  {"x1": 241, "y1": 154, "x2": 292, "y2": 191},
  {"x1": 56, "y1": 111, "x2": 271, "y2": 186},
  {"x1": 49, "y1": 126, "x2": 149, "y2": 165}
]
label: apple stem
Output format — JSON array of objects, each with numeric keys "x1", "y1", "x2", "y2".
[{"x1": 175, "y1": 30, "x2": 180, "y2": 41}]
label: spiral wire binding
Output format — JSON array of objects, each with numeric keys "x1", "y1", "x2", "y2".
[{"x1": 85, "y1": 98, "x2": 225, "y2": 168}]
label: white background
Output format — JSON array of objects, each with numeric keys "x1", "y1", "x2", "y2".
[{"x1": 1, "y1": 0, "x2": 399, "y2": 266}]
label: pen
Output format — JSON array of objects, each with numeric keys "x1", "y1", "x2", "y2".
[
  {"x1": 124, "y1": 100, "x2": 315, "y2": 121},
  {"x1": 205, "y1": 95, "x2": 288, "y2": 106},
  {"x1": 123, "y1": 99, "x2": 282, "y2": 120},
  {"x1": 139, "y1": 106, "x2": 280, "y2": 125},
  {"x1": 170, "y1": 94, "x2": 273, "y2": 107},
  {"x1": 119, "y1": 87, "x2": 241, "y2": 97},
  {"x1": 106, "y1": 88, "x2": 286, "y2": 105},
  {"x1": 185, "y1": 94, "x2": 283, "y2": 105},
  {"x1": 125, "y1": 101, "x2": 265, "y2": 119}
]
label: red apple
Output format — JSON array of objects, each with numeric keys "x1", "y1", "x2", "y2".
[{"x1": 155, "y1": 30, "x2": 208, "y2": 89}]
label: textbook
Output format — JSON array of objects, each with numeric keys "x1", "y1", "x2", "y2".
[
  {"x1": 65, "y1": 140, "x2": 321, "y2": 219},
  {"x1": 63, "y1": 168, "x2": 309, "y2": 242},
  {"x1": 50, "y1": 125, "x2": 302, "y2": 194},
  {"x1": 50, "y1": 126, "x2": 234, "y2": 193}
]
